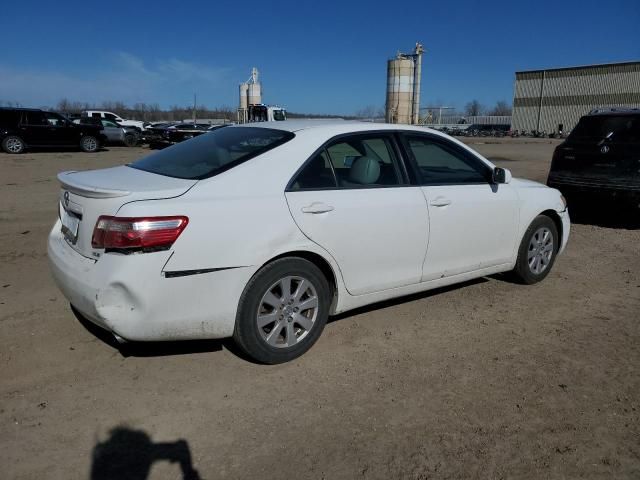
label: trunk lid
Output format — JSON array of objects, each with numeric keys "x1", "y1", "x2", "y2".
[
  {"x1": 551, "y1": 139, "x2": 638, "y2": 185},
  {"x1": 57, "y1": 166, "x2": 197, "y2": 258}
]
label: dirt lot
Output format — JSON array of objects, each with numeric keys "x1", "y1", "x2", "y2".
[{"x1": 1, "y1": 138, "x2": 639, "y2": 479}]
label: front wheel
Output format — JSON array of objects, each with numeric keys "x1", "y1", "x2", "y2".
[
  {"x1": 233, "y1": 257, "x2": 330, "y2": 364},
  {"x1": 512, "y1": 215, "x2": 558, "y2": 284},
  {"x1": 2, "y1": 135, "x2": 25, "y2": 154},
  {"x1": 80, "y1": 135, "x2": 99, "y2": 153}
]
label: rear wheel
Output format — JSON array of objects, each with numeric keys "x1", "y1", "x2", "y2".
[
  {"x1": 512, "y1": 215, "x2": 558, "y2": 284},
  {"x1": 80, "y1": 135, "x2": 99, "y2": 152},
  {"x1": 2, "y1": 135, "x2": 25, "y2": 154},
  {"x1": 233, "y1": 257, "x2": 330, "y2": 364},
  {"x1": 123, "y1": 134, "x2": 138, "y2": 147}
]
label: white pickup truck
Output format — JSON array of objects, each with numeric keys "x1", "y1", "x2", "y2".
[{"x1": 82, "y1": 111, "x2": 148, "y2": 131}]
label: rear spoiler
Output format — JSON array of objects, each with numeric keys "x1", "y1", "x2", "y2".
[{"x1": 57, "y1": 171, "x2": 131, "y2": 198}]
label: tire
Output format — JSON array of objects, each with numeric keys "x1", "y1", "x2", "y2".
[
  {"x1": 80, "y1": 135, "x2": 99, "y2": 153},
  {"x1": 2, "y1": 135, "x2": 25, "y2": 154},
  {"x1": 512, "y1": 215, "x2": 559, "y2": 284},
  {"x1": 123, "y1": 134, "x2": 138, "y2": 147},
  {"x1": 233, "y1": 257, "x2": 331, "y2": 364}
]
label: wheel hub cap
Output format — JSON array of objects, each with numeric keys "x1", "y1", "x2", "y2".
[
  {"x1": 527, "y1": 227, "x2": 554, "y2": 275},
  {"x1": 256, "y1": 275, "x2": 319, "y2": 348}
]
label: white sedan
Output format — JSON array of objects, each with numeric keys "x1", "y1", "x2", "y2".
[{"x1": 48, "y1": 122, "x2": 570, "y2": 363}]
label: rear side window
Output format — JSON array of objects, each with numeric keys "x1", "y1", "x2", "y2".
[
  {"x1": 130, "y1": 127, "x2": 295, "y2": 180},
  {"x1": 24, "y1": 111, "x2": 47, "y2": 125},
  {"x1": 0, "y1": 110, "x2": 20, "y2": 127},
  {"x1": 289, "y1": 134, "x2": 404, "y2": 191}
]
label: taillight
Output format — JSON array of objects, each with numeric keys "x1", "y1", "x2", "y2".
[{"x1": 91, "y1": 216, "x2": 188, "y2": 251}]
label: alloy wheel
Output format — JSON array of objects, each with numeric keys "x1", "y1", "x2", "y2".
[
  {"x1": 6, "y1": 137, "x2": 23, "y2": 153},
  {"x1": 256, "y1": 275, "x2": 319, "y2": 348},
  {"x1": 527, "y1": 227, "x2": 554, "y2": 274}
]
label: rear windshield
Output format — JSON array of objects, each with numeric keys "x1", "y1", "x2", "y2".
[
  {"x1": 130, "y1": 127, "x2": 294, "y2": 179},
  {"x1": 569, "y1": 115, "x2": 639, "y2": 142}
]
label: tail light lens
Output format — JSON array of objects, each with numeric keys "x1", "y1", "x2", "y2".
[{"x1": 92, "y1": 216, "x2": 188, "y2": 251}]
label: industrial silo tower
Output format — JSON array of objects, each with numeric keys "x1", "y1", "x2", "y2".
[
  {"x1": 386, "y1": 43, "x2": 424, "y2": 124},
  {"x1": 238, "y1": 67, "x2": 262, "y2": 123}
]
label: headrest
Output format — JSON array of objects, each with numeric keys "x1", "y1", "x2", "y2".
[{"x1": 348, "y1": 156, "x2": 380, "y2": 185}]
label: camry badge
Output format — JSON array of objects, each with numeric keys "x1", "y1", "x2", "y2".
[
  {"x1": 63, "y1": 191, "x2": 70, "y2": 208},
  {"x1": 600, "y1": 145, "x2": 610, "y2": 154}
]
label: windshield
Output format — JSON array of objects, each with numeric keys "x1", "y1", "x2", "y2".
[
  {"x1": 569, "y1": 115, "x2": 637, "y2": 141},
  {"x1": 129, "y1": 127, "x2": 294, "y2": 180}
]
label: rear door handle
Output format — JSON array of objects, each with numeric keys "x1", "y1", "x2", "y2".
[
  {"x1": 301, "y1": 202, "x2": 334, "y2": 214},
  {"x1": 429, "y1": 196, "x2": 452, "y2": 207}
]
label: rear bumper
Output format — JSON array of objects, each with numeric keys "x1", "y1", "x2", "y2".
[
  {"x1": 548, "y1": 174, "x2": 640, "y2": 200},
  {"x1": 48, "y1": 222, "x2": 252, "y2": 341}
]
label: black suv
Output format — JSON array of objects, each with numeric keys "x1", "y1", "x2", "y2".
[
  {"x1": 547, "y1": 109, "x2": 640, "y2": 208},
  {"x1": 0, "y1": 107, "x2": 107, "y2": 154}
]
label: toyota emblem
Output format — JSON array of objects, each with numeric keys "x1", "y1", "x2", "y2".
[
  {"x1": 63, "y1": 191, "x2": 70, "y2": 207},
  {"x1": 600, "y1": 145, "x2": 610, "y2": 154}
]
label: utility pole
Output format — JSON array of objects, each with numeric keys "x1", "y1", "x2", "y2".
[{"x1": 192, "y1": 93, "x2": 196, "y2": 124}]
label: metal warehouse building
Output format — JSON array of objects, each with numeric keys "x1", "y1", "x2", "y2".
[{"x1": 512, "y1": 61, "x2": 640, "y2": 133}]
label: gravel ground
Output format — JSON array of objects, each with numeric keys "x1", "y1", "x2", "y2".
[{"x1": 1, "y1": 137, "x2": 639, "y2": 479}]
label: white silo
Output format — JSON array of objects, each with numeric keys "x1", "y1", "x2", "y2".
[
  {"x1": 238, "y1": 82, "x2": 249, "y2": 123},
  {"x1": 247, "y1": 67, "x2": 262, "y2": 105},
  {"x1": 385, "y1": 43, "x2": 424, "y2": 124}
]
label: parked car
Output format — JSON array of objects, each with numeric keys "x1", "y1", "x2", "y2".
[
  {"x1": 548, "y1": 109, "x2": 640, "y2": 208},
  {"x1": 145, "y1": 122, "x2": 222, "y2": 149},
  {"x1": 74, "y1": 118, "x2": 139, "y2": 147},
  {"x1": 48, "y1": 121, "x2": 569, "y2": 363},
  {"x1": 1, "y1": 107, "x2": 106, "y2": 154},
  {"x1": 82, "y1": 110, "x2": 149, "y2": 132}
]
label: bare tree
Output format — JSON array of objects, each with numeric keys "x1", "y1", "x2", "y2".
[
  {"x1": 355, "y1": 105, "x2": 378, "y2": 120},
  {"x1": 464, "y1": 100, "x2": 484, "y2": 116},
  {"x1": 488, "y1": 101, "x2": 512, "y2": 116}
]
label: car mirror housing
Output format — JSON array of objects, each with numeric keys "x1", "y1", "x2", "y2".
[{"x1": 492, "y1": 167, "x2": 512, "y2": 184}]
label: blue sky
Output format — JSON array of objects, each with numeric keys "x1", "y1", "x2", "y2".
[{"x1": 1, "y1": 0, "x2": 638, "y2": 114}]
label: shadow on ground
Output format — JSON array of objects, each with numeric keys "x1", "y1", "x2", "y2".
[
  {"x1": 568, "y1": 201, "x2": 640, "y2": 229},
  {"x1": 90, "y1": 426, "x2": 201, "y2": 480}
]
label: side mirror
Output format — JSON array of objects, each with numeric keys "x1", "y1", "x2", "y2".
[{"x1": 492, "y1": 167, "x2": 512, "y2": 184}]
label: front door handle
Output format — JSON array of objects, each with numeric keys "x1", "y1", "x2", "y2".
[
  {"x1": 301, "y1": 202, "x2": 334, "y2": 214},
  {"x1": 429, "y1": 196, "x2": 452, "y2": 207}
]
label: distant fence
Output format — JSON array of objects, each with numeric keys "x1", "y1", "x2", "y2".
[{"x1": 421, "y1": 115, "x2": 512, "y2": 126}]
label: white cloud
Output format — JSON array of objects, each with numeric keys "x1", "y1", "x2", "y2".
[{"x1": 0, "y1": 52, "x2": 232, "y2": 108}]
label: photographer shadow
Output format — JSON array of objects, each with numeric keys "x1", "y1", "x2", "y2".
[{"x1": 91, "y1": 426, "x2": 201, "y2": 480}]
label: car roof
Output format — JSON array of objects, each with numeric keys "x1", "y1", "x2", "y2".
[
  {"x1": 588, "y1": 108, "x2": 640, "y2": 117},
  {"x1": 0, "y1": 107, "x2": 42, "y2": 112},
  {"x1": 231, "y1": 120, "x2": 440, "y2": 135}
]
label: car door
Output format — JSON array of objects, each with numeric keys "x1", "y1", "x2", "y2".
[
  {"x1": 400, "y1": 133, "x2": 519, "y2": 281},
  {"x1": 100, "y1": 119, "x2": 122, "y2": 143},
  {"x1": 285, "y1": 133, "x2": 429, "y2": 296},
  {"x1": 20, "y1": 111, "x2": 54, "y2": 146},
  {"x1": 43, "y1": 112, "x2": 76, "y2": 146}
]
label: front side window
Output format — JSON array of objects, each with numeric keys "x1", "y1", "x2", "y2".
[
  {"x1": 44, "y1": 112, "x2": 65, "y2": 127},
  {"x1": 404, "y1": 135, "x2": 489, "y2": 185},
  {"x1": 105, "y1": 113, "x2": 118, "y2": 121},
  {"x1": 130, "y1": 127, "x2": 294, "y2": 180},
  {"x1": 102, "y1": 120, "x2": 119, "y2": 128}
]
